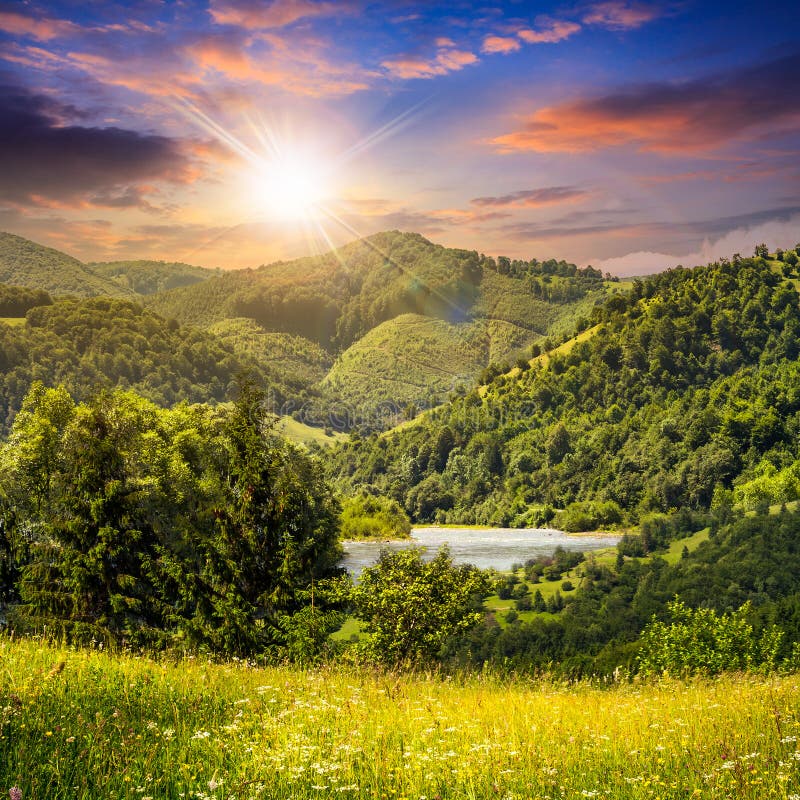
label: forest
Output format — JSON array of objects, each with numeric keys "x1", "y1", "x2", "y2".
[
  {"x1": 0, "y1": 242, "x2": 798, "y2": 677},
  {"x1": 0, "y1": 231, "x2": 621, "y2": 433},
  {"x1": 326, "y1": 250, "x2": 800, "y2": 528}
]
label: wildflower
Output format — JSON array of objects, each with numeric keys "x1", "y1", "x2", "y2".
[{"x1": 9, "y1": 790, "x2": 22, "y2": 800}]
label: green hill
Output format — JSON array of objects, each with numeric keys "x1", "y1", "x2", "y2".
[
  {"x1": 0, "y1": 231, "x2": 620, "y2": 433},
  {"x1": 0, "y1": 296, "x2": 280, "y2": 428},
  {"x1": 0, "y1": 232, "x2": 135, "y2": 298},
  {"x1": 146, "y1": 231, "x2": 617, "y2": 428},
  {"x1": 327, "y1": 251, "x2": 800, "y2": 524},
  {"x1": 323, "y1": 313, "x2": 488, "y2": 419},
  {"x1": 89, "y1": 259, "x2": 218, "y2": 295},
  {"x1": 147, "y1": 231, "x2": 611, "y2": 348}
]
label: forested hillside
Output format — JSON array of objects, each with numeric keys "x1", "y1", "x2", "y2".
[
  {"x1": 0, "y1": 231, "x2": 621, "y2": 432},
  {"x1": 0, "y1": 297, "x2": 289, "y2": 429},
  {"x1": 89, "y1": 259, "x2": 217, "y2": 295},
  {"x1": 146, "y1": 230, "x2": 620, "y2": 427},
  {"x1": 327, "y1": 250, "x2": 800, "y2": 526},
  {"x1": 0, "y1": 232, "x2": 135, "y2": 298}
]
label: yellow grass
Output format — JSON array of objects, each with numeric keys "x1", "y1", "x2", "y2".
[{"x1": 2, "y1": 637, "x2": 800, "y2": 799}]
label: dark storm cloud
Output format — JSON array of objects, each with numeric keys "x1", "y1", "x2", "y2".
[{"x1": 0, "y1": 83, "x2": 196, "y2": 208}]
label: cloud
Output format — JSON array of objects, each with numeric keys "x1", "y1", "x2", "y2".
[
  {"x1": 0, "y1": 10, "x2": 79, "y2": 41},
  {"x1": 491, "y1": 51, "x2": 800, "y2": 154},
  {"x1": 0, "y1": 84, "x2": 197, "y2": 208},
  {"x1": 589, "y1": 249, "x2": 682, "y2": 274},
  {"x1": 481, "y1": 35, "x2": 520, "y2": 55},
  {"x1": 517, "y1": 19, "x2": 581, "y2": 44},
  {"x1": 591, "y1": 211, "x2": 800, "y2": 275},
  {"x1": 582, "y1": 1, "x2": 663, "y2": 30},
  {"x1": 208, "y1": 0, "x2": 349, "y2": 29},
  {"x1": 383, "y1": 42, "x2": 478, "y2": 79},
  {"x1": 189, "y1": 31, "x2": 372, "y2": 96},
  {"x1": 471, "y1": 186, "x2": 588, "y2": 208},
  {"x1": 341, "y1": 196, "x2": 510, "y2": 234}
]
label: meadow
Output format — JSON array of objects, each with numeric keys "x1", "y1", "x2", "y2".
[{"x1": 3, "y1": 637, "x2": 800, "y2": 800}]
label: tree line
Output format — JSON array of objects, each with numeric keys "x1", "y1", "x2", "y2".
[{"x1": 326, "y1": 253, "x2": 800, "y2": 526}]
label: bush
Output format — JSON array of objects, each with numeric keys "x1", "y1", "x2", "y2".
[
  {"x1": 556, "y1": 500, "x2": 622, "y2": 532},
  {"x1": 340, "y1": 492, "x2": 412, "y2": 540},
  {"x1": 515, "y1": 595, "x2": 533, "y2": 611},
  {"x1": 637, "y1": 599, "x2": 783, "y2": 676}
]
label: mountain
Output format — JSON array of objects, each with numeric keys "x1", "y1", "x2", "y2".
[
  {"x1": 326, "y1": 249, "x2": 800, "y2": 525},
  {"x1": 0, "y1": 232, "x2": 136, "y2": 298},
  {"x1": 89, "y1": 259, "x2": 218, "y2": 295},
  {"x1": 0, "y1": 296, "x2": 283, "y2": 429},
  {"x1": 0, "y1": 233, "x2": 218, "y2": 300},
  {"x1": 146, "y1": 231, "x2": 623, "y2": 428}
]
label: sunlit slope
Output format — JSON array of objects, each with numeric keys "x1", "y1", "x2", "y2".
[
  {"x1": 146, "y1": 231, "x2": 612, "y2": 348},
  {"x1": 326, "y1": 254, "x2": 800, "y2": 523},
  {"x1": 324, "y1": 313, "x2": 489, "y2": 415},
  {"x1": 0, "y1": 232, "x2": 135, "y2": 298},
  {"x1": 144, "y1": 231, "x2": 616, "y2": 426},
  {"x1": 89, "y1": 259, "x2": 217, "y2": 295}
]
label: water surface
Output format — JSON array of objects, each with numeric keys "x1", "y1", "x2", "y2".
[{"x1": 341, "y1": 526, "x2": 618, "y2": 577}]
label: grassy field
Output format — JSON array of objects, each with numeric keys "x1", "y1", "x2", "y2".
[
  {"x1": 0, "y1": 317, "x2": 26, "y2": 327},
  {"x1": 323, "y1": 314, "x2": 488, "y2": 416},
  {"x1": 276, "y1": 415, "x2": 347, "y2": 447},
  {"x1": 3, "y1": 637, "x2": 800, "y2": 799}
]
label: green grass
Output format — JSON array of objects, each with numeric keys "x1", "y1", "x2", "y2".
[
  {"x1": 485, "y1": 529, "x2": 714, "y2": 626},
  {"x1": 0, "y1": 316, "x2": 25, "y2": 326},
  {"x1": 3, "y1": 637, "x2": 800, "y2": 799},
  {"x1": 276, "y1": 415, "x2": 346, "y2": 447},
  {"x1": 745, "y1": 499, "x2": 800, "y2": 517},
  {"x1": 330, "y1": 616, "x2": 365, "y2": 641},
  {"x1": 661, "y1": 528, "x2": 711, "y2": 565},
  {"x1": 323, "y1": 313, "x2": 488, "y2": 415}
]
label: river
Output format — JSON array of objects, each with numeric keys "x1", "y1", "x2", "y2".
[{"x1": 341, "y1": 526, "x2": 619, "y2": 577}]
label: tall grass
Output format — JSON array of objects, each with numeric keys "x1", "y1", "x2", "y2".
[{"x1": 2, "y1": 637, "x2": 800, "y2": 799}]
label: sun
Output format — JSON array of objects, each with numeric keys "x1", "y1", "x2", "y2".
[{"x1": 248, "y1": 151, "x2": 332, "y2": 223}]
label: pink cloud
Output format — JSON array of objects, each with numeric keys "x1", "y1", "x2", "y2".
[
  {"x1": 491, "y1": 53, "x2": 800, "y2": 155},
  {"x1": 0, "y1": 10, "x2": 78, "y2": 41},
  {"x1": 582, "y1": 1, "x2": 663, "y2": 30},
  {"x1": 208, "y1": 0, "x2": 349, "y2": 29},
  {"x1": 471, "y1": 186, "x2": 589, "y2": 208},
  {"x1": 482, "y1": 35, "x2": 521, "y2": 55},
  {"x1": 383, "y1": 45, "x2": 478, "y2": 80},
  {"x1": 189, "y1": 34, "x2": 371, "y2": 96},
  {"x1": 518, "y1": 20, "x2": 581, "y2": 44}
]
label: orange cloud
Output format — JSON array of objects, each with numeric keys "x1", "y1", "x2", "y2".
[
  {"x1": 383, "y1": 45, "x2": 478, "y2": 79},
  {"x1": 582, "y1": 1, "x2": 663, "y2": 30},
  {"x1": 482, "y1": 35, "x2": 520, "y2": 55},
  {"x1": 518, "y1": 20, "x2": 581, "y2": 44},
  {"x1": 0, "y1": 10, "x2": 78, "y2": 41},
  {"x1": 209, "y1": 0, "x2": 349, "y2": 29},
  {"x1": 65, "y1": 51, "x2": 199, "y2": 97},
  {"x1": 188, "y1": 34, "x2": 371, "y2": 96},
  {"x1": 471, "y1": 186, "x2": 589, "y2": 208},
  {"x1": 491, "y1": 52, "x2": 800, "y2": 155}
]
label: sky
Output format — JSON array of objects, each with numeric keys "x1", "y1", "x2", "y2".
[{"x1": 0, "y1": 0, "x2": 798, "y2": 274}]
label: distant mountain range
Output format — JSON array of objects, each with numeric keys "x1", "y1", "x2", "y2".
[
  {"x1": 0, "y1": 231, "x2": 216, "y2": 298},
  {"x1": 0, "y1": 230, "x2": 622, "y2": 431}
]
